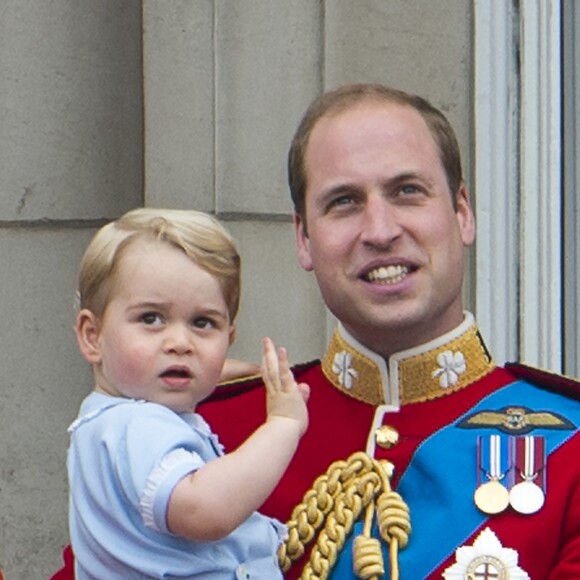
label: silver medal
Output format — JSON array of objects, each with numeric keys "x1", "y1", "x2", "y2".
[
  {"x1": 509, "y1": 480, "x2": 545, "y2": 514},
  {"x1": 510, "y1": 435, "x2": 546, "y2": 514}
]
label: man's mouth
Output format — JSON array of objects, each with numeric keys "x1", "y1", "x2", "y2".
[{"x1": 364, "y1": 265, "x2": 410, "y2": 284}]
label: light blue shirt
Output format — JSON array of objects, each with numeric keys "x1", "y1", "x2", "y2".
[{"x1": 68, "y1": 392, "x2": 286, "y2": 579}]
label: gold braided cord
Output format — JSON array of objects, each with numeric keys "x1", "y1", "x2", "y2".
[
  {"x1": 353, "y1": 536, "x2": 384, "y2": 579},
  {"x1": 353, "y1": 503, "x2": 384, "y2": 579},
  {"x1": 279, "y1": 454, "x2": 378, "y2": 571},
  {"x1": 278, "y1": 452, "x2": 411, "y2": 580},
  {"x1": 301, "y1": 480, "x2": 370, "y2": 579},
  {"x1": 376, "y1": 489, "x2": 411, "y2": 548},
  {"x1": 278, "y1": 459, "x2": 348, "y2": 569}
]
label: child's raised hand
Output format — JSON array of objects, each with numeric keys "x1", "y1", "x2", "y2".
[{"x1": 261, "y1": 337, "x2": 309, "y2": 436}]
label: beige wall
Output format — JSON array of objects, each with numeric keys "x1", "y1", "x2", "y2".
[{"x1": 0, "y1": 1, "x2": 473, "y2": 577}]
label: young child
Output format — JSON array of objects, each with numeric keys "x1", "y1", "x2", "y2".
[{"x1": 68, "y1": 208, "x2": 309, "y2": 579}]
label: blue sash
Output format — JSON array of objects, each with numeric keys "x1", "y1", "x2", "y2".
[{"x1": 329, "y1": 380, "x2": 579, "y2": 578}]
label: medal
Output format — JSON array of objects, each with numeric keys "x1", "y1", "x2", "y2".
[
  {"x1": 474, "y1": 480, "x2": 510, "y2": 514},
  {"x1": 474, "y1": 435, "x2": 510, "y2": 514},
  {"x1": 509, "y1": 435, "x2": 546, "y2": 514},
  {"x1": 509, "y1": 480, "x2": 545, "y2": 514}
]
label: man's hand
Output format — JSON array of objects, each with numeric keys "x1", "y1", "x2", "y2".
[{"x1": 219, "y1": 359, "x2": 260, "y2": 383}]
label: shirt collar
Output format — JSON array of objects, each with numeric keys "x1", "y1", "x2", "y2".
[{"x1": 320, "y1": 312, "x2": 495, "y2": 408}]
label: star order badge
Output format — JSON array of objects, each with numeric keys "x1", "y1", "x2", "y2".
[{"x1": 443, "y1": 527, "x2": 530, "y2": 579}]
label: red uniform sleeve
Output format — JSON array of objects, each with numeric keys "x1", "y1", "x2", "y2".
[{"x1": 49, "y1": 545, "x2": 74, "y2": 580}]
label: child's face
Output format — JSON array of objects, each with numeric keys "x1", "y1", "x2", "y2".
[{"x1": 78, "y1": 240, "x2": 235, "y2": 413}]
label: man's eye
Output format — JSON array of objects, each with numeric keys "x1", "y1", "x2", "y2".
[
  {"x1": 328, "y1": 195, "x2": 355, "y2": 210},
  {"x1": 400, "y1": 184, "x2": 422, "y2": 195},
  {"x1": 140, "y1": 312, "x2": 163, "y2": 325}
]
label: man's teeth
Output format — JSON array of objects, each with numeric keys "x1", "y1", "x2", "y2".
[{"x1": 366, "y1": 265, "x2": 409, "y2": 284}]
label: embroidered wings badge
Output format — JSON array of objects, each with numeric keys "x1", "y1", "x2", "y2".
[{"x1": 457, "y1": 406, "x2": 575, "y2": 435}]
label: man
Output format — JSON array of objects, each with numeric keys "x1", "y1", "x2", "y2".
[
  {"x1": 52, "y1": 84, "x2": 579, "y2": 578},
  {"x1": 202, "y1": 84, "x2": 580, "y2": 579}
]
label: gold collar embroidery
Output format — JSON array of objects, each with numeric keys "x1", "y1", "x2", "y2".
[{"x1": 321, "y1": 313, "x2": 495, "y2": 407}]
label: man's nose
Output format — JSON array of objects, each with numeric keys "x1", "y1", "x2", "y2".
[{"x1": 360, "y1": 195, "x2": 402, "y2": 247}]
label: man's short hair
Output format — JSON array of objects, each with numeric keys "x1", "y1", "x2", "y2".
[{"x1": 288, "y1": 83, "x2": 464, "y2": 221}]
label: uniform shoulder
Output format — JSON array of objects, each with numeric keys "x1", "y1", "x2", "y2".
[
  {"x1": 205, "y1": 359, "x2": 321, "y2": 403},
  {"x1": 504, "y1": 362, "x2": 580, "y2": 401},
  {"x1": 292, "y1": 358, "x2": 322, "y2": 379}
]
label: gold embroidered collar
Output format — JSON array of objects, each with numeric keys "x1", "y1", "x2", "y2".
[{"x1": 321, "y1": 313, "x2": 495, "y2": 407}]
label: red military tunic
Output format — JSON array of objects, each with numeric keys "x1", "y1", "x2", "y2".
[
  {"x1": 200, "y1": 314, "x2": 580, "y2": 579},
  {"x1": 50, "y1": 314, "x2": 580, "y2": 578}
]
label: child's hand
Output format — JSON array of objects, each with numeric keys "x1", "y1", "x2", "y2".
[{"x1": 261, "y1": 337, "x2": 309, "y2": 436}]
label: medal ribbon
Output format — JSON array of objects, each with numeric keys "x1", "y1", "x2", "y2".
[
  {"x1": 478, "y1": 434, "x2": 510, "y2": 485},
  {"x1": 512, "y1": 435, "x2": 546, "y2": 489}
]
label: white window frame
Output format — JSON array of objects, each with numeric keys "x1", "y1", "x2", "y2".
[{"x1": 474, "y1": 0, "x2": 562, "y2": 371}]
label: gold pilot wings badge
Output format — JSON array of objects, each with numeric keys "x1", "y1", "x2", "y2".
[{"x1": 457, "y1": 406, "x2": 575, "y2": 435}]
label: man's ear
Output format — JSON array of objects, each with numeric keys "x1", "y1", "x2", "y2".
[
  {"x1": 456, "y1": 184, "x2": 476, "y2": 247},
  {"x1": 294, "y1": 212, "x2": 314, "y2": 272},
  {"x1": 75, "y1": 309, "x2": 102, "y2": 365},
  {"x1": 228, "y1": 325, "x2": 236, "y2": 346}
]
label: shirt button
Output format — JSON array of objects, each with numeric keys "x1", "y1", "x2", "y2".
[
  {"x1": 236, "y1": 564, "x2": 250, "y2": 579},
  {"x1": 375, "y1": 425, "x2": 400, "y2": 449}
]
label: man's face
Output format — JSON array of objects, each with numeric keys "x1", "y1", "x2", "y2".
[{"x1": 295, "y1": 101, "x2": 475, "y2": 357}]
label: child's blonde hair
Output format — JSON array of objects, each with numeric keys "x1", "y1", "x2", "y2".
[{"x1": 77, "y1": 208, "x2": 241, "y2": 321}]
